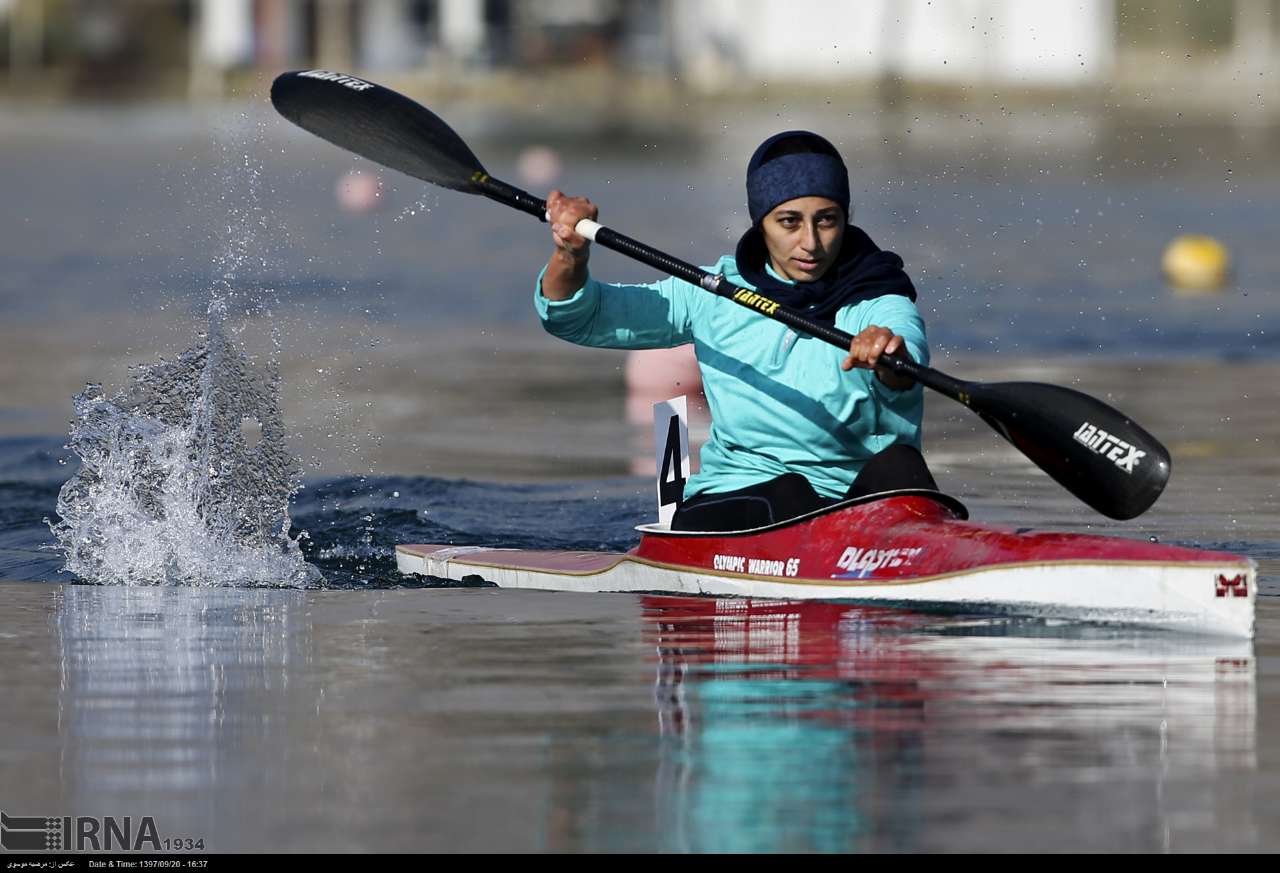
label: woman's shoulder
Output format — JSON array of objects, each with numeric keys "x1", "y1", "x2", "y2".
[
  {"x1": 644, "y1": 255, "x2": 737, "y2": 290},
  {"x1": 710, "y1": 252, "x2": 738, "y2": 271},
  {"x1": 836, "y1": 293, "x2": 925, "y2": 330},
  {"x1": 711, "y1": 253, "x2": 745, "y2": 284},
  {"x1": 650, "y1": 254, "x2": 743, "y2": 307}
]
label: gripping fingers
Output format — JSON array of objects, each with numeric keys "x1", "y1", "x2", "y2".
[
  {"x1": 553, "y1": 222, "x2": 588, "y2": 255},
  {"x1": 843, "y1": 328, "x2": 902, "y2": 371},
  {"x1": 548, "y1": 189, "x2": 599, "y2": 254}
]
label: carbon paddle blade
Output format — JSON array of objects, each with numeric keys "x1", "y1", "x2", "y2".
[
  {"x1": 270, "y1": 70, "x2": 486, "y2": 193},
  {"x1": 966, "y1": 381, "x2": 1171, "y2": 520}
]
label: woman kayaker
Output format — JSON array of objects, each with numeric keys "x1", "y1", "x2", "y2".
[{"x1": 536, "y1": 131, "x2": 937, "y2": 531}]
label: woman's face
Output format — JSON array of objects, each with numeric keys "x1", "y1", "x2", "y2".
[{"x1": 760, "y1": 196, "x2": 845, "y2": 282}]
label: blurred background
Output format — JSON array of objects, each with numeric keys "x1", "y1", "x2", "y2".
[
  {"x1": 0, "y1": 0, "x2": 1276, "y2": 115},
  {"x1": 1, "y1": 0, "x2": 1277, "y2": 492}
]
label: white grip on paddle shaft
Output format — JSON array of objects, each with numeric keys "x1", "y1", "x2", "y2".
[
  {"x1": 543, "y1": 210, "x2": 603, "y2": 242},
  {"x1": 574, "y1": 218, "x2": 603, "y2": 242}
]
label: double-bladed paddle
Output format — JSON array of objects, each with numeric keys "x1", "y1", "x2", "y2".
[{"x1": 270, "y1": 69, "x2": 1171, "y2": 520}]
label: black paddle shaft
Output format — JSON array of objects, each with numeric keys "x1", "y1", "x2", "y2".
[
  {"x1": 270, "y1": 69, "x2": 1171, "y2": 519},
  {"x1": 472, "y1": 174, "x2": 960, "y2": 392},
  {"x1": 485, "y1": 171, "x2": 1169, "y2": 520}
]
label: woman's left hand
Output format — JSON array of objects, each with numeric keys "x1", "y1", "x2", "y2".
[{"x1": 842, "y1": 325, "x2": 915, "y2": 389}]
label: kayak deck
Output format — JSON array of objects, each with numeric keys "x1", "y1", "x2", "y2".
[
  {"x1": 397, "y1": 545, "x2": 630, "y2": 575},
  {"x1": 396, "y1": 494, "x2": 1256, "y2": 639}
]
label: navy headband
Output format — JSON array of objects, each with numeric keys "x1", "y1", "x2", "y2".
[{"x1": 746, "y1": 131, "x2": 850, "y2": 226}]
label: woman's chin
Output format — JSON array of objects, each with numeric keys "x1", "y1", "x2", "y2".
[{"x1": 791, "y1": 263, "x2": 828, "y2": 280}]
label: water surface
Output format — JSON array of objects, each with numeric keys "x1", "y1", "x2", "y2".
[
  {"x1": 2, "y1": 102, "x2": 1278, "y2": 852},
  {"x1": 0, "y1": 582, "x2": 1274, "y2": 852}
]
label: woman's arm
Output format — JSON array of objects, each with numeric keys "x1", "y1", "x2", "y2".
[
  {"x1": 541, "y1": 189, "x2": 597, "y2": 300},
  {"x1": 534, "y1": 190, "x2": 702, "y2": 350}
]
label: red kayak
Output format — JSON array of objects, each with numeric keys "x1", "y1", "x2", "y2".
[{"x1": 397, "y1": 491, "x2": 1256, "y2": 638}]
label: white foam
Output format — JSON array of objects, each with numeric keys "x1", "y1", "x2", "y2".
[{"x1": 50, "y1": 301, "x2": 321, "y2": 587}]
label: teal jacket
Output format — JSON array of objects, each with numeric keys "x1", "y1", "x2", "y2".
[{"x1": 534, "y1": 254, "x2": 928, "y2": 500}]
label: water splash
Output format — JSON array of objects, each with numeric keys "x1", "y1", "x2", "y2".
[
  {"x1": 50, "y1": 298, "x2": 321, "y2": 587},
  {"x1": 393, "y1": 192, "x2": 438, "y2": 222}
]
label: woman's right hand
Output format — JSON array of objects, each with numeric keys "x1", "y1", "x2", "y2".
[{"x1": 547, "y1": 189, "x2": 599, "y2": 263}]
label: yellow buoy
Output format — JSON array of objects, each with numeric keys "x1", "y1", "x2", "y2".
[{"x1": 1162, "y1": 234, "x2": 1230, "y2": 293}]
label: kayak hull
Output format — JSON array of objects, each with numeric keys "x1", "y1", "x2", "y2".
[{"x1": 396, "y1": 493, "x2": 1256, "y2": 638}]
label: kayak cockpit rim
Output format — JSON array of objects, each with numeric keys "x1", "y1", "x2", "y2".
[{"x1": 635, "y1": 488, "x2": 970, "y2": 537}]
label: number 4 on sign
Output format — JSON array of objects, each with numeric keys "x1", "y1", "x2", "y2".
[{"x1": 653, "y1": 396, "x2": 690, "y2": 527}]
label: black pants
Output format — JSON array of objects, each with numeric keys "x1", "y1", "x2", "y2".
[{"x1": 670, "y1": 444, "x2": 937, "y2": 532}]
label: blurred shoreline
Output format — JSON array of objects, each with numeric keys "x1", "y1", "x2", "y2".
[
  {"x1": 3, "y1": 68, "x2": 1279, "y2": 135},
  {"x1": 1, "y1": 0, "x2": 1276, "y2": 128}
]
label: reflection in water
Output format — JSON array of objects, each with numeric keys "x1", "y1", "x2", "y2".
[
  {"x1": 54, "y1": 584, "x2": 311, "y2": 837},
  {"x1": 643, "y1": 597, "x2": 1256, "y2": 852},
  {"x1": 46, "y1": 584, "x2": 1260, "y2": 852}
]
